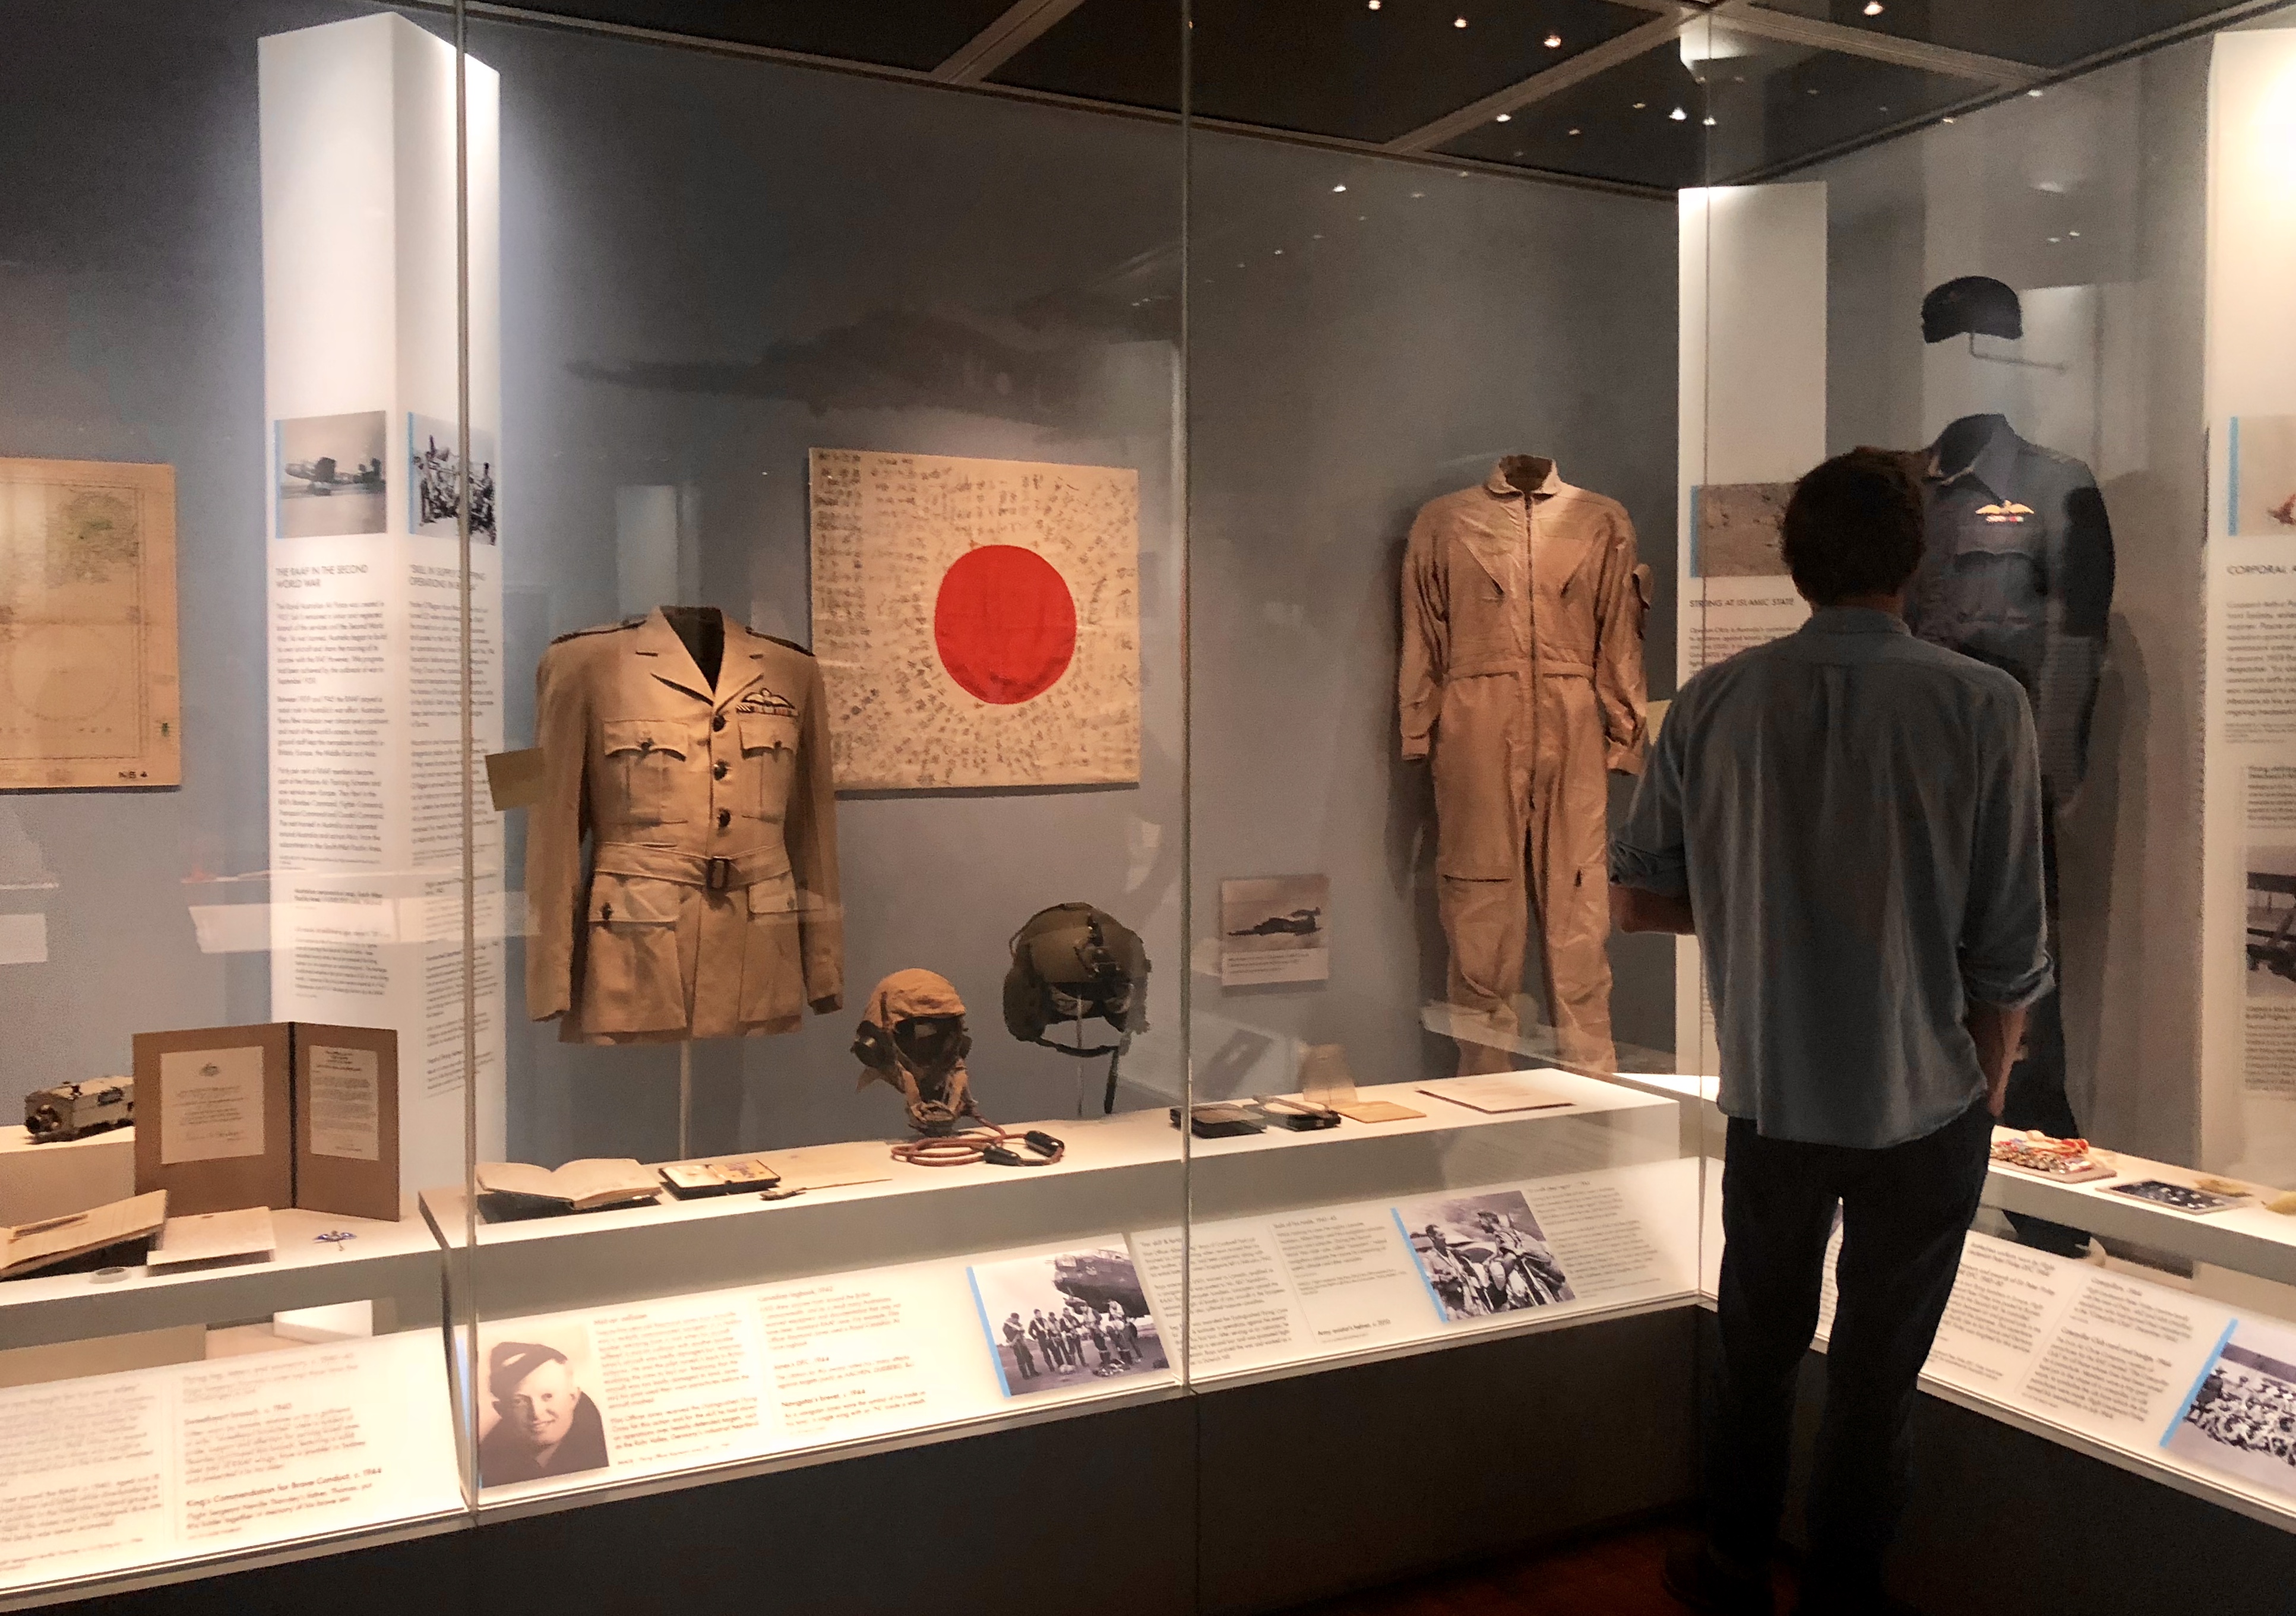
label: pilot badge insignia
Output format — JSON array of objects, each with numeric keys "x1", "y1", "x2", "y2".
[
  {"x1": 1976, "y1": 500, "x2": 2034, "y2": 524},
  {"x1": 735, "y1": 686, "x2": 798, "y2": 717}
]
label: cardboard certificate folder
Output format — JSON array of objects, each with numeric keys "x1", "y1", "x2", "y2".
[
  {"x1": 133, "y1": 1023, "x2": 400, "y2": 1220},
  {"x1": 134, "y1": 1024, "x2": 293, "y2": 1216}
]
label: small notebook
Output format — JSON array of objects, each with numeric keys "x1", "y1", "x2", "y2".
[{"x1": 660, "y1": 1157, "x2": 784, "y2": 1198}]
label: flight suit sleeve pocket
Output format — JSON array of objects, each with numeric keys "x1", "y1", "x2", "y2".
[
  {"x1": 739, "y1": 714, "x2": 801, "y2": 821},
  {"x1": 581, "y1": 872, "x2": 686, "y2": 1033}
]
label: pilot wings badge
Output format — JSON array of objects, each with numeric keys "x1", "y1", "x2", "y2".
[
  {"x1": 1976, "y1": 500, "x2": 2035, "y2": 524},
  {"x1": 734, "y1": 687, "x2": 797, "y2": 717}
]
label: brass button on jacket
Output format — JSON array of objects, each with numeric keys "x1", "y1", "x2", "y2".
[{"x1": 526, "y1": 607, "x2": 844, "y2": 1045}]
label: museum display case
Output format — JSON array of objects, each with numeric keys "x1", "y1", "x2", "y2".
[{"x1": 8, "y1": 0, "x2": 2296, "y2": 1610}]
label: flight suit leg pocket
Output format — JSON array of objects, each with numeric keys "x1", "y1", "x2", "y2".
[
  {"x1": 740, "y1": 867, "x2": 803, "y2": 1023},
  {"x1": 581, "y1": 872, "x2": 686, "y2": 1033}
]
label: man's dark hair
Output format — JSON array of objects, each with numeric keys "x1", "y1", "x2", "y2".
[{"x1": 1780, "y1": 448, "x2": 1925, "y2": 606}]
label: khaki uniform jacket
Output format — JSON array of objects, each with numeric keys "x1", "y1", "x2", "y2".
[
  {"x1": 526, "y1": 609, "x2": 843, "y2": 1044},
  {"x1": 1399, "y1": 459, "x2": 1649, "y2": 880}
]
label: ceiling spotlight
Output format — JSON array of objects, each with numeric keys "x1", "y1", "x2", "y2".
[
  {"x1": 2069, "y1": 229, "x2": 2080, "y2": 237},
  {"x1": 1545, "y1": 32, "x2": 1563, "y2": 47},
  {"x1": 1333, "y1": 184, "x2": 1348, "y2": 192},
  {"x1": 1495, "y1": 112, "x2": 1512, "y2": 122},
  {"x1": 1367, "y1": 0, "x2": 1379, "y2": 8},
  {"x1": 1702, "y1": 115, "x2": 1716, "y2": 126},
  {"x1": 1669, "y1": 106, "x2": 1687, "y2": 121},
  {"x1": 1568, "y1": 127, "x2": 1581, "y2": 135},
  {"x1": 2048, "y1": 236, "x2": 2061, "y2": 243},
  {"x1": 1454, "y1": 14, "x2": 1468, "y2": 26},
  {"x1": 1633, "y1": 100, "x2": 1646, "y2": 109},
  {"x1": 1941, "y1": 115, "x2": 1956, "y2": 124},
  {"x1": 1862, "y1": 0, "x2": 1883, "y2": 13},
  {"x1": 2028, "y1": 88, "x2": 2044, "y2": 97}
]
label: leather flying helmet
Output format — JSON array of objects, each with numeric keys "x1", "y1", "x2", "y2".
[{"x1": 854, "y1": 968, "x2": 978, "y2": 1136}]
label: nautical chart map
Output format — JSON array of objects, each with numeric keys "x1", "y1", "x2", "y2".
[
  {"x1": 0, "y1": 458, "x2": 180, "y2": 788},
  {"x1": 809, "y1": 449, "x2": 1138, "y2": 790}
]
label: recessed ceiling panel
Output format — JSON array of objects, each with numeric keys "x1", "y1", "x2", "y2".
[
  {"x1": 1745, "y1": 0, "x2": 2248, "y2": 70},
  {"x1": 496, "y1": 0, "x2": 1020, "y2": 72},
  {"x1": 1437, "y1": 45, "x2": 1706, "y2": 192},
  {"x1": 1698, "y1": 29, "x2": 1973, "y2": 179},
  {"x1": 1000, "y1": 0, "x2": 1661, "y2": 144}
]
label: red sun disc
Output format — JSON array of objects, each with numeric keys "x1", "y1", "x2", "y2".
[{"x1": 932, "y1": 545, "x2": 1077, "y2": 705}]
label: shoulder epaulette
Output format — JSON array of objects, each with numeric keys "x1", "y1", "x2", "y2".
[{"x1": 549, "y1": 616, "x2": 644, "y2": 646}]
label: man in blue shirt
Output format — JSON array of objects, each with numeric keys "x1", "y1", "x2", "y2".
[{"x1": 1613, "y1": 449, "x2": 2050, "y2": 1615}]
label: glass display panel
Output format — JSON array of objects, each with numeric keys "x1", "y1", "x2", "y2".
[
  {"x1": 451, "y1": 5, "x2": 1190, "y2": 1510},
  {"x1": 1182, "y1": 116, "x2": 1709, "y2": 1402},
  {"x1": 0, "y1": 0, "x2": 483, "y2": 1598},
  {"x1": 1689, "y1": 4, "x2": 2296, "y2": 1538}
]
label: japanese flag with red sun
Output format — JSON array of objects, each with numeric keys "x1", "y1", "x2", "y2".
[{"x1": 809, "y1": 449, "x2": 1140, "y2": 790}]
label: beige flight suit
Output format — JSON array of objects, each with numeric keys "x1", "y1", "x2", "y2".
[
  {"x1": 1400, "y1": 458, "x2": 1650, "y2": 1074},
  {"x1": 526, "y1": 607, "x2": 843, "y2": 1044}
]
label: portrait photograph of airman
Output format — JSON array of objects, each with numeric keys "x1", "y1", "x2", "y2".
[
  {"x1": 969, "y1": 1245, "x2": 1168, "y2": 1399},
  {"x1": 477, "y1": 1331, "x2": 612, "y2": 1488},
  {"x1": 1395, "y1": 1190, "x2": 1574, "y2": 1323}
]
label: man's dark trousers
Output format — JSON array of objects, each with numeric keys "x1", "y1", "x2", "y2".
[{"x1": 1708, "y1": 1099, "x2": 1994, "y2": 1601}]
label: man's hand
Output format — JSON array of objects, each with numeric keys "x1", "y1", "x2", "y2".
[
  {"x1": 1612, "y1": 884, "x2": 1694, "y2": 937},
  {"x1": 1966, "y1": 1000, "x2": 2028, "y2": 1118}
]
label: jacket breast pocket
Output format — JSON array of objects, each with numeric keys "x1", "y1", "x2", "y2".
[
  {"x1": 739, "y1": 714, "x2": 801, "y2": 821},
  {"x1": 602, "y1": 719, "x2": 690, "y2": 825},
  {"x1": 581, "y1": 872, "x2": 687, "y2": 1033},
  {"x1": 739, "y1": 865, "x2": 802, "y2": 1023}
]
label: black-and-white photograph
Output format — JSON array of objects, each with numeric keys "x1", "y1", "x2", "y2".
[
  {"x1": 2102, "y1": 1178, "x2": 2247, "y2": 1215},
  {"x1": 2248, "y1": 846, "x2": 2296, "y2": 998},
  {"x1": 2164, "y1": 1324, "x2": 2296, "y2": 1501},
  {"x1": 1394, "y1": 1189, "x2": 1574, "y2": 1323},
  {"x1": 1220, "y1": 873, "x2": 1330, "y2": 986},
  {"x1": 408, "y1": 412, "x2": 497, "y2": 542},
  {"x1": 275, "y1": 411, "x2": 386, "y2": 537},
  {"x1": 1692, "y1": 482, "x2": 1793, "y2": 578},
  {"x1": 475, "y1": 1323, "x2": 613, "y2": 1488},
  {"x1": 969, "y1": 1244, "x2": 1168, "y2": 1399}
]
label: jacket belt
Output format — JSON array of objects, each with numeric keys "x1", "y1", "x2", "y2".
[
  {"x1": 1444, "y1": 655, "x2": 1597, "y2": 679},
  {"x1": 593, "y1": 841, "x2": 789, "y2": 893}
]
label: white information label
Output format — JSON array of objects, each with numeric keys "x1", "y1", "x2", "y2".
[
  {"x1": 159, "y1": 1045, "x2": 267, "y2": 1166},
  {"x1": 307, "y1": 1044, "x2": 381, "y2": 1161}
]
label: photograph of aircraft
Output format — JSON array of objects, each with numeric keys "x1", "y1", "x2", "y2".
[
  {"x1": 276, "y1": 410, "x2": 387, "y2": 536},
  {"x1": 282, "y1": 455, "x2": 385, "y2": 496}
]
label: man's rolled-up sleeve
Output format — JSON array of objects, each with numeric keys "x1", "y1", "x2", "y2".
[
  {"x1": 1962, "y1": 688, "x2": 2054, "y2": 1008},
  {"x1": 1609, "y1": 701, "x2": 1689, "y2": 897}
]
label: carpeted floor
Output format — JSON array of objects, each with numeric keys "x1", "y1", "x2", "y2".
[{"x1": 1279, "y1": 1520, "x2": 1801, "y2": 1615}]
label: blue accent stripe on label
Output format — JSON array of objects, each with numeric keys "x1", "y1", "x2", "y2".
[
  {"x1": 2162, "y1": 1317, "x2": 2240, "y2": 1447},
  {"x1": 967, "y1": 1267, "x2": 1015, "y2": 1400}
]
